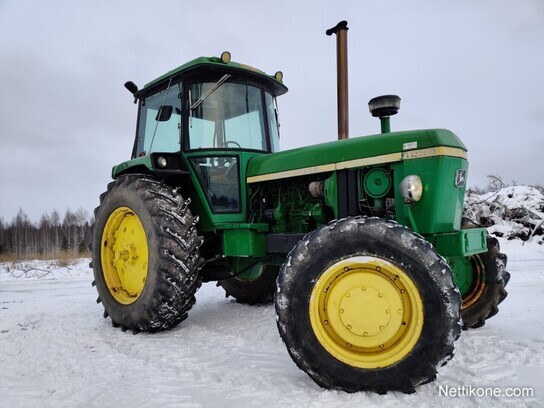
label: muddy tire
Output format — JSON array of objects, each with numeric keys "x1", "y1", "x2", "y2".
[
  {"x1": 276, "y1": 217, "x2": 461, "y2": 393},
  {"x1": 218, "y1": 265, "x2": 279, "y2": 305},
  {"x1": 91, "y1": 175, "x2": 203, "y2": 333},
  {"x1": 461, "y1": 236, "x2": 509, "y2": 330}
]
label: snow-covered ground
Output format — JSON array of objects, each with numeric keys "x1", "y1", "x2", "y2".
[{"x1": 1, "y1": 239, "x2": 543, "y2": 408}]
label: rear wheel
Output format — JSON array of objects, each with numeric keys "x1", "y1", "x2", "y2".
[
  {"x1": 276, "y1": 217, "x2": 461, "y2": 393},
  {"x1": 91, "y1": 175, "x2": 203, "y2": 333}
]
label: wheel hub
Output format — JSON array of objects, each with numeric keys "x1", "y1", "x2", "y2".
[
  {"x1": 309, "y1": 256, "x2": 423, "y2": 368},
  {"x1": 331, "y1": 273, "x2": 404, "y2": 348},
  {"x1": 101, "y1": 207, "x2": 148, "y2": 305}
]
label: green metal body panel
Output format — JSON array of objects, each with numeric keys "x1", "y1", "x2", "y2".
[
  {"x1": 247, "y1": 129, "x2": 466, "y2": 177},
  {"x1": 219, "y1": 223, "x2": 268, "y2": 257},
  {"x1": 430, "y1": 228, "x2": 488, "y2": 257},
  {"x1": 393, "y1": 156, "x2": 468, "y2": 233},
  {"x1": 112, "y1": 156, "x2": 154, "y2": 178},
  {"x1": 141, "y1": 56, "x2": 287, "y2": 97}
]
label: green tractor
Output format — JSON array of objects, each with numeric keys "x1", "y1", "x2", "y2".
[{"x1": 91, "y1": 21, "x2": 509, "y2": 393}]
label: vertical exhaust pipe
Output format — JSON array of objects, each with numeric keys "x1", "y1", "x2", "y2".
[{"x1": 326, "y1": 21, "x2": 349, "y2": 140}]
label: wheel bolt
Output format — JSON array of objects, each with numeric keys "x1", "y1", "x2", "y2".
[
  {"x1": 340, "y1": 308, "x2": 344, "y2": 314},
  {"x1": 378, "y1": 293, "x2": 383, "y2": 298}
]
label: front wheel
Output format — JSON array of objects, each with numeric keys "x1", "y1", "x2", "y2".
[
  {"x1": 218, "y1": 264, "x2": 279, "y2": 305},
  {"x1": 275, "y1": 217, "x2": 461, "y2": 393},
  {"x1": 458, "y1": 219, "x2": 509, "y2": 330},
  {"x1": 460, "y1": 237, "x2": 509, "y2": 329}
]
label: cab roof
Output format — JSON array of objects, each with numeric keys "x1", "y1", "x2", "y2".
[{"x1": 139, "y1": 55, "x2": 288, "y2": 97}]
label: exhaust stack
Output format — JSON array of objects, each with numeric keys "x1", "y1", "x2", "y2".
[{"x1": 326, "y1": 21, "x2": 349, "y2": 140}]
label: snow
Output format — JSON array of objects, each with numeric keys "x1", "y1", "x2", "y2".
[
  {"x1": 0, "y1": 238, "x2": 542, "y2": 408},
  {"x1": 479, "y1": 186, "x2": 544, "y2": 214},
  {"x1": 0, "y1": 258, "x2": 92, "y2": 282},
  {"x1": 465, "y1": 185, "x2": 544, "y2": 244}
]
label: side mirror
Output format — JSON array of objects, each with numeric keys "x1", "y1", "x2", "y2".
[
  {"x1": 155, "y1": 105, "x2": 173, "y2": 122},
  {"x1": 124, "y1": 81, "x2": 139, "y2": 103},
  {"x1": 124, "y1": 81, "x2": 139, "y2": 95}
]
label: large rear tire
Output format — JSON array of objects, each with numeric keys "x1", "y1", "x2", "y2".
[
  {"x1": 275, "y1": 217, "x2": 461, "y2": 393},
  {"x1": 91, "y1": 175, "x2": 203, "y2": 333}
]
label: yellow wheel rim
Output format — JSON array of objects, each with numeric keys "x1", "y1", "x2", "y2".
[
  {"x1": 101, "y1": 207, "x2": 148, "y2": 305},
  {"x1": 309, "y1": 256, "x2": 424, "y2": 369}
]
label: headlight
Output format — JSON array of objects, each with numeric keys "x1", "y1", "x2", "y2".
[
  {"x1": 156, "y1": 156, "x2": 168, "y2": 168},
  {"x1": 400, "y1": 175, "x2": 423, "y2": 203}
]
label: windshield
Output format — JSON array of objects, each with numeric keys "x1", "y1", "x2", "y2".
[
  {"x1": 134, "y1": 83, "x2": 182, "y2": 157},
  {"x1": 188, "y1": 82, "x2": 269, "y2": 151}
]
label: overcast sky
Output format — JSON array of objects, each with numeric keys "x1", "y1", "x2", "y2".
[{"x1": 1, "y1": 0, "x2": 543, "y2": 223}]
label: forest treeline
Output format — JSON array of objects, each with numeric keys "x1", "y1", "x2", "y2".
[{"x1": 0, "y1": 208, "x2": 92, "y2": 260}]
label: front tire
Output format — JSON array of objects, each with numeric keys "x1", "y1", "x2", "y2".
[
  {"x1": 91, "y1": 176, "x2": 203, "y2": 333},
  {"x1": 218, "y1": 264, "x2": 279, "y2": 305},
  {"x1": 461, "y1": 236, "x2": 509, "y2": 329},
  {"x1": 275, "y1": 217, "x2": 461, "y2": 393}
]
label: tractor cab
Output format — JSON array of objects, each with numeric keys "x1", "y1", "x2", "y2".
[{"x1": 118, "y1": 53, "x2": 287, "y2": 230}]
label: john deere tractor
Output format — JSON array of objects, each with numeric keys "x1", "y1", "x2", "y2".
[{"x1": 91, "y1": 21, "x2": 509, "y2": 393}]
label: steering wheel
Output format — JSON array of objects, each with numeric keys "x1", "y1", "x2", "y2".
[
  {"x1": 210, "y1": 156, "x2": 236, "y2": 172},
  {"x1": 223, "y1": 140, "x2": 241, "y2": 149}
]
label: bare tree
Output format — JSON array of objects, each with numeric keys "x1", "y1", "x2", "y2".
[
  {"x1": 0, "y1": 207, "x2": 92, "y2": 260},
  {"x1": 51, "y1": 209, "x2": 60, "y2": 252}
]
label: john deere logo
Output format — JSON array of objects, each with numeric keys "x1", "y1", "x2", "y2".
[{"x1": 455, "y1": 169, "x2": 466, "y2": 188}]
